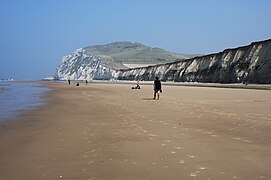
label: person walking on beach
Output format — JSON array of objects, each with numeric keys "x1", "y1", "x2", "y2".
[
  {"x1": 85, "y1": 80, "x2": 88, "y2": 86},
  {"x1": 68, "y1": 79, "x2": 71, "y2": 85},
  {"x1": 153, "y1": 77, "x2": 162, "y2": 100}
]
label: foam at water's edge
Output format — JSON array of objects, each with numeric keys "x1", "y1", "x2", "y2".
[{"x1": 0, "y1": 82, "x2": 49, "y2": 121}]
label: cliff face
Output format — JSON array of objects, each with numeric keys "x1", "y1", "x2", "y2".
[
  {"x1": 56, "y1": 48, "x2": 113, "y2": 80},
  {"x1": 56, "y1": 39, "x2": 271, "y2": 83},
  {"x1": 55, "y1": 41, "x2": 194, "y2": 81},
  {"x1": 114, "y1": 39, "x2": 271, "y2": 84}
]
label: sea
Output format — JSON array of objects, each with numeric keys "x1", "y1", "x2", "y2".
[{"x1": 0, "y1": 81, "x2": 49, "y2": 121}]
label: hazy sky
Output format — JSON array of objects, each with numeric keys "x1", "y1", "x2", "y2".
[{"x1": 0, "y1": 0, "x2": 271, "y2": 79}]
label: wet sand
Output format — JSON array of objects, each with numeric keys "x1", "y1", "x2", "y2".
[{"x1": 1, "y1": 82, "x2": 271, "y2": 180}]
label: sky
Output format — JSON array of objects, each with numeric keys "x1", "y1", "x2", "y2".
[{"x1": 0, "y1": 0, "x2": 271, "y2": 80}]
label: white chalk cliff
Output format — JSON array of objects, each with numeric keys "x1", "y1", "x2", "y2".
[
  {"x1": 55, "y1": 39, "x2": 271, "y2": 83},
  {"x1": 56, "y1": 48, "x2": 113, "y2": 80},
  {"x1": 55, "y1": 41, "x2": 193, "y2": 80}
]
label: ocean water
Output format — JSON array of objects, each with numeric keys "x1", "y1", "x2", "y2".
[{"x1": 0, "y1": 81, "x2": 49, "y2": 121}]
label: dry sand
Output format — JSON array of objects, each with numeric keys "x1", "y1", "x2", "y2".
[{"x1": 1, "y1": 82, "x2": 271, "y2": 180}]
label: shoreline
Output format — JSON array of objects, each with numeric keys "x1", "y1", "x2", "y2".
[
  {"x1": 54, "y1": 80, "x2": 271, "y2": 90},
  {"x1": 1, "y1": 81, "x2": 271, "y2": 179},
  {"x1": 0, "y1": 81, "x2": 55, "y2": 133},
  {"x1": 0, "y1": 81, "x2": 51, "y2": 122}
]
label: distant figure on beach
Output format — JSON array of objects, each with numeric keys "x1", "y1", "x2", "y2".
[
  {"x1": 132, "y1": 81, "x2": 140, "y2": 89},
  {"x1": 68, "y1": 79, "x2": 70, "y2": 85},
  {"x1": 76, "y1": 82, "x2": 79, "y2": 86},
  {"x1": 153, "y1": 77, "x2": 162, "y2": 100},
  {"x1": 243, "y1": 81, "x2": 248, "y2": 86},
  {"x1": 85, "y1": 80, "x2": 88, "y2": 86}
]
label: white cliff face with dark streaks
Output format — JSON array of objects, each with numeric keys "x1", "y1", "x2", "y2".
[
  {"x1": 55, "y1": 41, "x2": 194, "y2": 81},
  {"x1": 55, "y1": 48, "x2": 113, "y2": 80},
  {"x1": 114, "y1": 39, "x2": 271, "y2": 84},
  {"x1": 55, "y1": 39, "x2": 271, "y2": 83}
]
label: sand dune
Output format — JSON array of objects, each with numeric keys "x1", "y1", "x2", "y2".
[{"x1": 1, "y1": 82, "x2": 271, "y2": 180}]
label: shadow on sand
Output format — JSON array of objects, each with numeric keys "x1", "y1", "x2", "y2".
[{"x1": 142, "y1": 97, "x2": 154, "y2": 100}]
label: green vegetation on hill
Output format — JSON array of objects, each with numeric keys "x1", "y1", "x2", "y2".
[{"x1": 83, "y1": 41, "x2": 196, "y2": 69}]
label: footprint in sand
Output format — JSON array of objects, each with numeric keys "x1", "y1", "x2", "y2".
[
  {"x1": 90, "y1": 149, "x2": 97, "y2": 153},
  {"x1": 198, "y1": 166, "x2": 206, "y2": 170},
  {"x1": 187, "y1": 155, "x2": 196, "y2": 158},
  {"x1": 190, "y1": 172, "x2": 197, "y2": 177},
  {"x1": 179, "y1": 160, "x2": 185, "y2": 164},
  {"x1": 88, "y1": 161, "x2": 95, "y2": 165},
  {"x1": 205, "y1": 131, "x2": 213, "y2": 134},
  {"x1": 243, "y1": 139, "x2": 251, "y2": 143}
]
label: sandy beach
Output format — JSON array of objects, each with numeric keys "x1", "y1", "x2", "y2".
[{"x1": 1, "y1": 81, "x2": 271, "y2": 180}]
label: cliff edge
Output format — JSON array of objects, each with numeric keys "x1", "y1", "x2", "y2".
[
  {"x1": 56, "y1": 39, "x2": 271, "y2": 84},
  {"x1": 114, "y1": 39, "x2": 271, "y2": 84}
]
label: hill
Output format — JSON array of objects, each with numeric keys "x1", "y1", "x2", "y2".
[
  {"x1": 83, "y1": 41, "x2": 194, "y2": 69},
  {"x1": 56, "y1": 39, "x2": 271, "y2": 84},
  {"x1": 55, "y1": 41, "x2": 195, "y2": 80}
]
